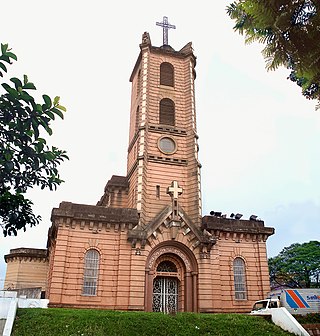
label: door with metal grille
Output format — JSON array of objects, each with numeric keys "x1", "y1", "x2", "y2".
[{"x1": 152, "y1": 277, "x2": 178, "y2": 313}]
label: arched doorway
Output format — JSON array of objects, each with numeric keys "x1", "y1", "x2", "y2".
[
  {"x1": 145, "y1": 241, "x2": 198, "y2": 312},
  {"x1": 152, "y1": 260, "x2": 179, "y2": 313}
]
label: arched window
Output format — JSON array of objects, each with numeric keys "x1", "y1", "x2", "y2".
[
  {"x1": 157, "y1": 260, "x2": 177, "y2": 272},
  {"x1": 159, "y1": 98, "x2": 175, "y2": 126},
  {"x1": 82, "y1": 249, "x2": 99, "y2": 296},
  {"x1": 233, "y1": 258, "x2": 247, "y2": 300},
  {"x1": 160, "y1": 62, "x2": 174, "y2": 87}
]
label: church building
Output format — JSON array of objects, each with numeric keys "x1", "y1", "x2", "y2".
[{"x1": 4, "y1": 19, "x2": 274, "y2": 313}]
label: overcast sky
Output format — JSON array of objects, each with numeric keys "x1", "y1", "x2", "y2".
[{"x1": 1, "y1": 0, "x2": 319, "y2": 289}]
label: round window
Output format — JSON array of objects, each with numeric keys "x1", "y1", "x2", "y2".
[{"x1": 158, "y1": 137, "x2": 177, "y2": 154}]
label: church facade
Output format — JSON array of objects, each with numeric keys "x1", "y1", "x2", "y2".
[{"x1": 4, "y1": 28, "x2": 274, "y2": 313}]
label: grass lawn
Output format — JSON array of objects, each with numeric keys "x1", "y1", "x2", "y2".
[{"x1": 11, "y1": 308, "x2": 295, "y2": 336}]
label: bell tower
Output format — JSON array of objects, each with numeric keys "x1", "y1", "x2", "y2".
[{"x1": 126, "y1": 20, "x2": 202, "y2": 227}]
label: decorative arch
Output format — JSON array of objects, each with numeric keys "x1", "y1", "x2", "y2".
[
  {"x1": 157, "y1": 260, "x2": 177, "y2": 272},
  {"x1": 159, "y1": 98, "x2": 175, "y2": 126},
  {"x1": 160, "y1": 62, "x2": 174, "y2": 87},
  {"x1": 145, "y1": 241, "x2": 198, "y2": 312},
  {"x1": 84, "y1": 239, "x2": 102, "y2": 253}
]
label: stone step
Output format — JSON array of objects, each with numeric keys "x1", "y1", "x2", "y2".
[
  {"x1": 302, "y1": 324, "x2": 320, "y2": 336},
  {"x1": 0, "y1": 319, "x2": 6, "y2": 336}
]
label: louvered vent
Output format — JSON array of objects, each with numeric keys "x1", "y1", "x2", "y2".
[
  {"x1": 159, "y1": 98, "x2": 175, "y2": 126},
  {"x1": 160, "y1": 62, "x2": 174, "y2": 87}
]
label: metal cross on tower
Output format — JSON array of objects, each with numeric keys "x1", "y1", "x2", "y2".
[{"x1": 156, "y1": 16, "x2": 176, "y2": 46}]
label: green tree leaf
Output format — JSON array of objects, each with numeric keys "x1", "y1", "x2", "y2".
[
  {"x1": 51, "y1": 107, "x2": 64, "y2": 119},
  {"x1": 23, "y1": 82, "x2": 36, "y2": 90},
  {"x1": 45, "y1": 110, "x2": 55, "y2": 119},
  {"x1": 1, "y1": 43, "x2": 8, "y2": 54},
  {"x1": 35, "y1": 141, "x2": 44, "y2": 153},
  {"x1": 2, "y1": 82, "x2": 12, "y2": 93},
  {"x1": 10, "y1": 77, "x2": 22, "y2": 90},
  {"x1": 57, "y1": 104, "x2": 66, "y2": 112},
  {"x1": 6, "y1": 52, "x2": 17, "y2": 61},
  {"x1": 42, "y1": 94, "x2": 52, "y2": 108},
  {"x1": 53, "y1": 96, "x2": 60, "y2": 106},
  {"x1": 0, "y1": 62, "x2": 7, "y2": 73}
]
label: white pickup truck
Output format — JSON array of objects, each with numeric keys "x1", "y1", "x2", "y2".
[{"x1": 251, "y1": 288, "x2": 320, "y2": 315}]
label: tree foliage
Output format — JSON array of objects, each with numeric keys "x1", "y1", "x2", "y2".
[
  {"x1": 268, "y1": 241, "x2": 320, "y2": 288},
  {"x1": 227, "y1": 0, "x2": 320, "y2": 108},
  {"x1": 0, "y1": 43, "x2": 68, "y2": 236}
]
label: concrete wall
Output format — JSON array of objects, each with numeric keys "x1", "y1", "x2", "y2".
[
  {"x1": 271, "y1": 308, "x2": 310, "y2": 336},
  {"x1": 199, "y1": 231, "x2": 270, "y2": 313},
  {"x1": 0, "y1": 291, "x2": 49, "y2": 336},
  {"x1": 47, "y1": 215, "x2": 271, "y2": 313},
  {"x1": 48, "y1": 220, "x2": 139, "y2": 309},
  {"x1": 4, "y1": 250, "x2": 48, "y2": 291}
]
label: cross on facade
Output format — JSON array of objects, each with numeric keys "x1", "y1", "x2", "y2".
[
  {"x1": 167, "y1": 180, "x2": 183, "y2": 200},
  {"x1": 156, "y1": 16, "x2": 176, "y2": 46}
]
